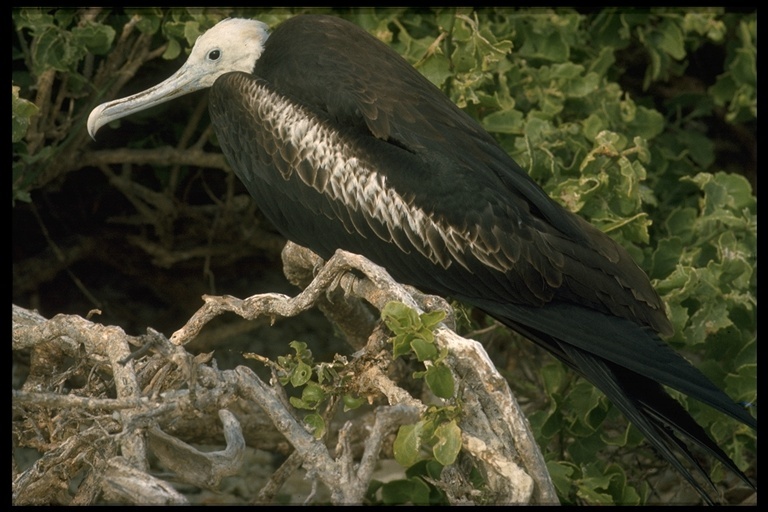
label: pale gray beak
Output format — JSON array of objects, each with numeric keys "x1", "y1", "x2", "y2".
[{"x1": 87, "y1": 62, "x2": 207, "y2": 139}]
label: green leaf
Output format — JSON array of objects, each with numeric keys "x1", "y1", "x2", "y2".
[
  {"x1": 540, "y1": 361, "x2": 566, "y2": 397},
  {"x1": 31, "y1": 27, "x2": 71, "y2": 74},
  {"x1": 588, "y1": 45, "x2": 617, "y2": 76},
  {"x1": 304, "y1": 413, "x2": 326, "y2": 439},
  {"x1": 676, "y1": 129, "x2": 715, "y2": 169},
  {"x1": 416, "y1": 326, "x2": 435, "y2": 344},
  {"x1": 629, "y1": 106, "x2": 664, "y2": 140},
  {"x1": 290, "y1": 360, "x2": 312, "y2": 387},
  {"x1": 563, "y1": 71, "x2": 600, "y2": 98},
  {"x1": 420, "y1": 310, "x2": 446, "y2": 330},
  {"x1": 684, "y1": 172, "x2": 756, "y2": 215},
  {"x1": 72, "y1": 23, "x2": 115, "y2": 55},
  {"x1": 655, "y1": 18, "x2": 686, "y2": 60},
  {"x1": 546, "y1": 460, "x2": 577, "y2": 499},
  {"x1": 382, "y1": 301, "x2": 420, "y2": 333},
  {"x1": 608, "y1": 465, "x2": 644, "y2": 505},
  {"x1": 298, "y1": 382, "x2": 325, "y2": 409},
  {"x1": 183, "y1": 20, "x2": 204, "y2": 45},
  {"x1": 406, "y1": 459, "x2": 444, "y2": 481},
  {"x1": 576, "y1": 475, "x2": 615, "y2": 503},
  {"x1": 289, "y1": 396, "x2": 311, "y2": 410},
  {"x1": 289, "y1": 340, "x2": 310, "y2": 356},
  {"x1": 410, "y1": 337, "x2": 438, "y2": 362},
  {"x1": 568, "y1": 381, "x2": 605, "y2": 433},
  {"x1": 342, "y1": 394, "x2": 365, "y2": 411},
  {"x1": 724, "y1": 361, "x2": 756, "y2": 405},
  {"x1": 162, "y1": 38, "x2": 181, "y2": 60},
  {"x1": 417, "y1": 52, "x2": 453, "y2": 88},
  {"x1": 517, "y1": 15, "x2": 573, "y2": 62},
  {"x1": 12, "y1": 86, "x2": 39, "y2": 143},
  {"x1": 394, "y1": 422, "x2": 424, "y2": 468},
  {"x1": 686, "y1": 301, "x2": 732, "y2": 344},
  {"x1": 432, "y1": 420, "x2": 461, "y2": 466},
  {"x1": 14, "y1": 9, "x2": 55, "y2": 31},
  {"x1": 663, "y1": 207, "x2": 697, "y2": 243},
  {"x1": 708, "y1": 16, "x2": 756, "y2": 122},
  {"x1": 482, "y1": 108, "x2": 525, "y2": 134},
  {"x1": 424, "y1": 365, "x2": 455, "y2": 399},
  {"x1": 582, "y1": 113, "x2": 605, "y2": 142},
  {"x1": 380, "y1": 477, "x2": 431, "y2": 504},
  {"x1": 392, "y1": 333, "x2": 414, "y2": 359},
  {"x1": 131, "y1": 10, "x2": 163, "y2": 34},
  {"x1": 729, "y1": 43, "x2": 756, "y2": 87},
  {"x1": 682, "y1": 12, "x2": 726, "y2": 42},
  {"x1": 649, "y1": 236, "x2": 683, "y2": 279}
]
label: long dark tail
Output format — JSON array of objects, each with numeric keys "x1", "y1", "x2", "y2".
[
  {"x1": 561, "y1": 342, "x2": 754, "y2": 504},
  {"x1": 467, "y1": 298, "x2": 756, "y2": 504}
]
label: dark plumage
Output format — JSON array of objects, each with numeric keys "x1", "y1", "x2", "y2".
[{"x1": 88, "y1": 14, "x2": 756, "y2": 503}]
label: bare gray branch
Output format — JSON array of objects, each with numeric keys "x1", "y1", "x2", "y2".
[{"x1": 13, "y1": 243, "x2": 556, "y2": 504}]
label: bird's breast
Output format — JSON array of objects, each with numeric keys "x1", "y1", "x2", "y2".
[{"x1": 209, "y1": 72, "x2": 524, "y2": 277}]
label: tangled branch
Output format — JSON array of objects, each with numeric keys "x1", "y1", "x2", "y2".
[{"x1": 12, "y1": 242, "x2": 556, "y2": 505}]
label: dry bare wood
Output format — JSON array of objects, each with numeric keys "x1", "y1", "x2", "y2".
[{"x1": 12, "y1": 242, "x2": 557, "y2": 505}]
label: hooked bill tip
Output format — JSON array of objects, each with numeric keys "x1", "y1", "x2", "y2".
[{"x1": 86, "y1": 104, "x2": 105, "y2": 140}]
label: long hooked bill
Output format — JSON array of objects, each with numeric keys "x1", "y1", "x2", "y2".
[{"x1": 87, "y1": 62, "x2": 207, "y2": 139}]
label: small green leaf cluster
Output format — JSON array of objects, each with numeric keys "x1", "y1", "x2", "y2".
[
  {"x1": 380, "y1": 302, "x2": 464, "y2": 491},
  {"x1": 393, "y1": 414, "x2": 461, "y2": 469},
  {"x1": 13, "y1": 10, "x2": 116, "y2": 80},
  {"x1": 11, "y1": 86, "x2": 40, "y2": 203},
  {"x1": 708, "y1": 15, "x2": 756, "y2": 123},
  {"x1": 12, "y1": 86, "x2": 38, "y2": 145},
  {"x1": 547, "y1": 459, "x2": 647, "y2": 505},
  {"x1": 367, "y1": 460, "x2": 451, "y2": 505},
  {"x1": 382, "y1": 301, "x2": 452, "y2": 399},
  {"x1": 527, "y1": 362, "x2": 650, "y2": 504},
  {"x1": 265, "y1": 340, "x2": 365, "y2": 439}
]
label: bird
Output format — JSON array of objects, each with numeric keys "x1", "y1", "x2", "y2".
[{"x1": 88, "y1": 14, "x2": 755, "y2": 503}]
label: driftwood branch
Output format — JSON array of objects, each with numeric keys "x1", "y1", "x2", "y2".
[{"x1": 12, "y1": 242, "x2": 557, "y2": 504}]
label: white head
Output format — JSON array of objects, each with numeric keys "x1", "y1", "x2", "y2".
[{"x1": 87, "y1": 18, "x2": 269, "y2": 138}]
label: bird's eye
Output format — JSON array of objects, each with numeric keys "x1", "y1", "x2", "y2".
[{"x1": 208, "y1": 49, "x2": 221, "y2": 61}]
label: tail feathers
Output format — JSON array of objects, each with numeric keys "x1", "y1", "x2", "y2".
[
  {"x1": 630, "y1": 379, "x2": 756, "y2": 492},
  {"x1": 560, "y1": 343, "x2": 721, "y2": 503},
  {"x1": 479, "y1": 299, "x2": 757, "y2": 429},
  {"x1": 562, "y1": 343, "x2": 754, "y2": 504},
  {"x1": 467, "y1": 299, "x2": 757, "y2": 503}
]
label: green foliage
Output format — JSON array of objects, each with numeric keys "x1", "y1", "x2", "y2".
[
  {"x1": 708, "y1": 16, "x2": 756, "y2": 123},
  {"x1": 652, "y1": 172, "x2": 756, "y2": 445},
  {"x1": 381, "y1": 301, "x2": 465, "y2": 497},
  {"x1": 12, "y1": 85, "x2": 39, "y2": 203},
  {"x1": 381, "y1": 302, "x2": 454, "y2": 399},
  {"x1": 370, "y1": 459, "x2": 451, "y2": 504},
  {"x1": 248, "y1": 340, "x2": 363, "y2": 439},
  {"x1": 432, "y1": 419, "x2": 462, "y2": 466},
  {"x1": 13, "y1": 9, "x2": 116, "y2": 78},
  {"x1": 12, "y1": 86, "x2": 38, "y2": 144},
  {"x1": 378, "y1": 474, "x2": 432, "y2": 504}
]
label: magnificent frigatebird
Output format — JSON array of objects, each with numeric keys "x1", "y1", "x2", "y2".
[{"x1": 88, "y1": 14, "x2": 755, "y2": 503}]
